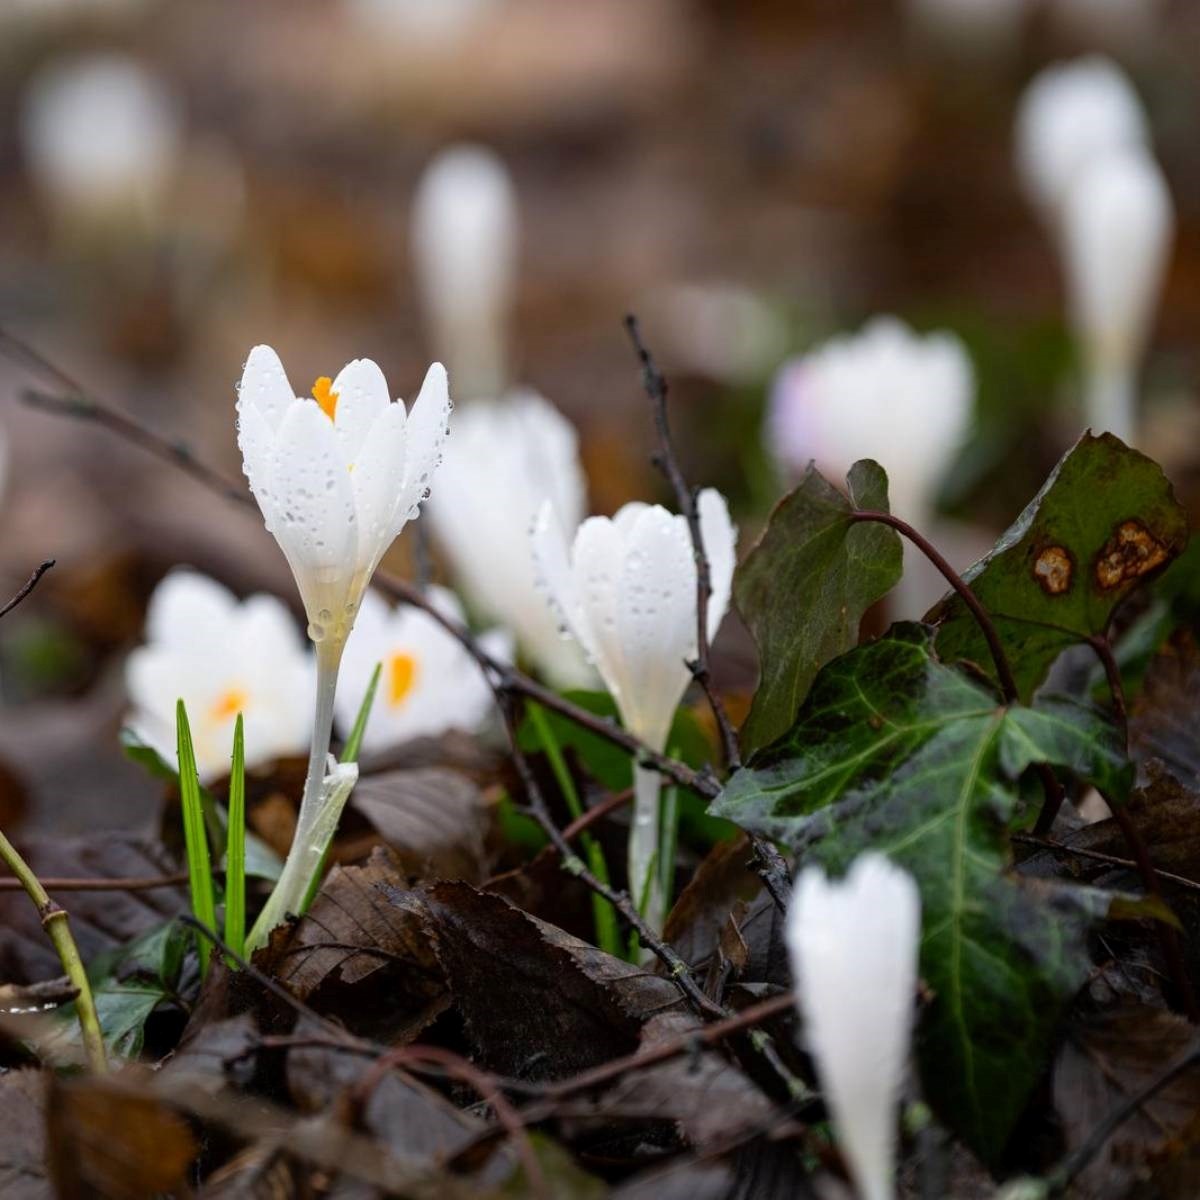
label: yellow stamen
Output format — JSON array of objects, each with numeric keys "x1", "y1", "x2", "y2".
[
  {"x1": 388, "y1": 653, "x2": 418, "y2": 708},
  {"x1": 210, "y1": 688, "x2": 247, "y2": 723},
  {"x1": 312, "y1": 376, "x2": 339, "y2": 421}
]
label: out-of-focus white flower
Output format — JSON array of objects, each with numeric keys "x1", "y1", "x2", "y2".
[
  {"x1": 236, "y1": 344, "x2": 450, "y2": 651},
  {"x1": 1062, "y1": 148, "x2": 1173, "y2": 443},
  {"x1": 787, "y1": 854, "x2": 921, "y2": 1200},
  {"x1": 767, "y1": 317, "x2": 973, "y2": 528},
  {"x1": 335, "y1": 586, "x2": 509, "y2": 753},
  {"x1": 344, "y1": 0, "x2": 496, "y2": 44},
  {"x1": 906, "y1": 0, "x2": 1030, "y2": 54},
  {"x1": 766, "y1": 317, "x2": 973, "y2": 617},
  {"x1": 125, "y1": 570, "x2": 312, "y2": 783},
  {"x1": 532, "y1": 490, "x2": 735, "y2": 929},
  {"x1": 1014, "y1": 57, "x2": 1148, "y2": 222},
  {"x1": 644, "y1": 283, "x2": 789, "y2": 386},
  {"x1": 20, "y1": 53, "x2": 180, "y2": 230},
  {"x1": 410, "y1": 145, "x2": 518, "y2": 400},
  {"x1": 427, "y1": 391, "x2": 591, "y2": 688}
]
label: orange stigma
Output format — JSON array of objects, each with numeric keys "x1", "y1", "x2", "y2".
[
  {"x1": 209, "y1": 688, "x2": 247, "y2": 723},
  {"x1": 312, "y1": 376, "x2": 339, "y2": 421},
  {"x1": 388, "y1": 653, "x2": 418, "y2": 708}
]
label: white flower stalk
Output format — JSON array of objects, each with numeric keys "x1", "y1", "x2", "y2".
[
  {"x1": 787, "y1": 854, "x2": 921, "y2": 1200},
  {"x1": 765, "y1": 316, "x2": 973, "y2": 616},
  {"x1": 1061, "y1": 148, "x2": 1173, "y2": 444},
  {"x1": 427, "y1": 391, "x2": 592, "y2": 688},
  {"x1": 20, "y1": 53, "x2": 180, "y2": 233},
  {"x1": 411, "y1": 145, "x2": 518, "y2": 400},
  {"x1": 1014, "y1": 57, "x2": 1148, "y2": 225},
  {"x1": 236, "y1": 344, "x2": 450, "y2": 939},
  {"x1": 532, "y1": 490, "x2": 735, "y2": 932},
  {"x1": 125, "y1": 570, "x2": 313, "y2": 783},
  {"x1": 335, "y1": 586, "x2": 510, "y2": 753}
]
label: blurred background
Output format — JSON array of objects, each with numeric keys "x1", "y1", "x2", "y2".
[{"x1": 0, "y1": 0, "x2": 1197, "y2": 839}]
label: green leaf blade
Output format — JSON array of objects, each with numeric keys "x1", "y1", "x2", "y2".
[
  {"x1": 224, "y1": 713, "x2": 246, "y2": 962},
  {"x1": 175, "y1": 700, "x2": 217, "y2": 976},
  {"x1": 735, "y1": 460, "x2": 903, "y2": 755}
]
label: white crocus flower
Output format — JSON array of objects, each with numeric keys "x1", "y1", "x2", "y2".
[
  {"x1": 125, "y1": 570, "x2": 312, "y2": 783},
  {"x1": 410, "y1": 145, "x2": 518, "y2": 401},
  {"x1": 765, "y1": 316, "x2": 973, "y2": 616},
  {"x1": 335, "y1": 586, "x2": 510, "y2": 754},
  {"x1": 1062, "y1": 148, "x2": 1173, "y2": 444},
  {"x1": 236, "y1": 343, "x2": 450, "y2": 947},
  {"x1": 532, "y1": 490, "x2": 735, "y2": 932},
  {"x1": 427, "y1": 391, "x2": 592, "y2": 688},
  {"x1": 787, "y1": 854, "x2": 921, "y2": 1200},
  {"x1": 20, "y1": 53, "x2": 180, "y2": 233},
  {"x1": 1014, "y1": 57, "x2": 1148, "y2": 226}
]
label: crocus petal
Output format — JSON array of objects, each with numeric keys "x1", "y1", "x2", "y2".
[
  {"x1": 531, "y1": 498, "x2": 588, "y2": 650},
  {"x1": 331, "y1": 357, "x2": 390, "y2": 460},
  {"x1": 398, "y1": 361, "x2": 451, "y2": 528},
  {"x1": 697, "y1": 487, "x2": 736, "y2": 645},
  {"x1": 787, "y1": 854, "x2": 921, "y2": 1200},
  {"x1": 567, "y1": 513, "x2": 629, "y2": 680},
  {"x1": 269, "y1": 400, "x2": 358, "y2": 583},
  {"x1": 348, "y1": 401, "x2": 408, "y2": 574},
  {"x1": 145, "y1": 570, "x2": 238, "y2": 651},
  {"x1": 237, "y1": 396, "x2": 285, "y2": 534},
  {"x1": 238, "y1": 344, "x2": 296, "y2": 432},
  {"x1": 614, "y1": 505, "x2": 695, "y2": 747}
]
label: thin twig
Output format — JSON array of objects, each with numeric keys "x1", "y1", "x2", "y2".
[
  {"x1": 0, "y1": 559, "x2": 55, "y2": 621},
  {"x1": 1013, "y1": 834, "x2": 1200, "y2": 895},
  {"x1": 624, "y1": 313, "x2": 741, "y2": 773},
  {"x1": 0, "y1": 870, "x2": 189, "y2": 892},
  {"x1": 560, "y1": 788, "x2": 633, "y2": 841},
  {"x1": 1084, "y1": 633, "x2": 1129, "y2": 752},
  {"x1": 850, "y1": 509, "x2": 1018, "y2": 702},
  {"x1": 1043, "y1": 1031, "x2": 1200, "y2": 1194}
]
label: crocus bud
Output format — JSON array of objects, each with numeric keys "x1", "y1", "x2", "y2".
[
  {"x1": 1014, "y1": 57, "x2": 1148, "y2": 223},
  {"x1": 1062, "y1": 148, "x2": 1173, "y2": 442},
  {"x1": 787, "y1": 854, "x2": 921, "y2": 1200},
  {"x1": 410, "y1": 145, "x2": 518, "y2": 400},
  {"x1": 20, "y1": 53, "x2": 180, "y2": 234},
  {"x1": 532, "y1": 489, "x2": 736, "y2": 932}
]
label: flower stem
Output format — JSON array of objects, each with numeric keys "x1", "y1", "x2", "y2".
[
  {"x1": 629, "y1": 762, "x2": 665, "y2": 946},
  {"x1": 0, "y1": 827, "x2": 106, "y2": 1072},
  {"x1": 245, "y1": 640, "x2": 345, "y2": 951},
  {"x1": 1085, "y1": 363, "x2": 1137, "y2": 445}
]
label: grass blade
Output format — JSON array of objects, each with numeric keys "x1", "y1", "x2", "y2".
[
  {"x1": 224, "y1": 713, "x2": 246, "y2": 963},
  {"x1": 176, "y1": 700, "x2": 217, "y2": 975},
  {"x1": 527, "y1": 702, "x2": 620, "y2": 958},
  {"x1": 341, "y1": 661, "x2": 381, "y2": 765}
]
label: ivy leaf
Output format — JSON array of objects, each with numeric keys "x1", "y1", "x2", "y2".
[
  {"x1": 931, "y1": 432, "x2": 1188, "y2": 701},
  {"x1": 735, "y1": 460, "x2": 903, "y2": 755},
  {"x1": 710, "y1": 624, "x2": 1130, "y2": 1162}
]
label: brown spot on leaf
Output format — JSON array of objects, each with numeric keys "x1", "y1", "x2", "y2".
[
  {"x1": 1094, "y1": 520, "x2": 1169, "y2": 590},
  {"x1": 1033, "y1": 546, "x2": 1073, "y2": 595}
]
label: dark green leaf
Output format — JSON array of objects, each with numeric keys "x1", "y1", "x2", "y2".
[
  {"x1": 735, "y1": 460, "x2": 902, "y2": 755},
  {"x1": 710, "y1": 624, "x2": 1129, "y2": 1162},
  {"x1": 931, "y1": 432, "x2": 1188, "y2": 700},
  {"x1": 82, "y1": 921, "x2": 189, "y2": 1058}
]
